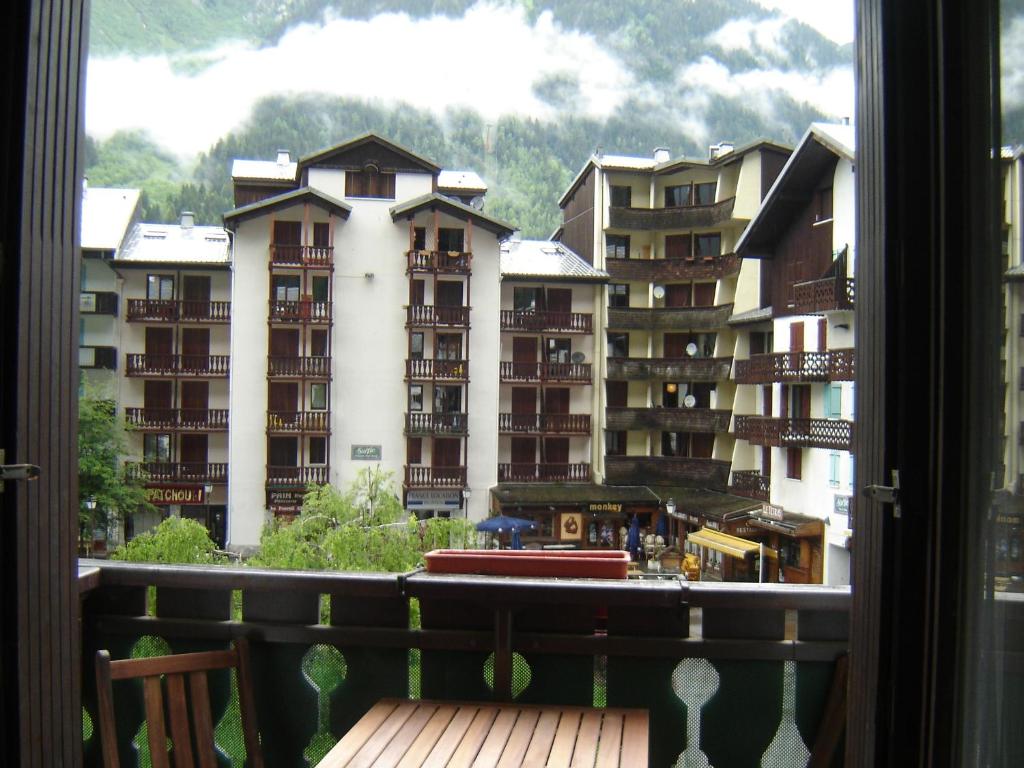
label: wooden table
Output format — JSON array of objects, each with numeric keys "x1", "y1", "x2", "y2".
[{"x1": 315, "y1": 698, "x2": 649, "y2": 768}]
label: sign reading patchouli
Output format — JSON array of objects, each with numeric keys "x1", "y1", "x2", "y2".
[
  {"x1": 351, "y1": 444, "x2": 382, "y2": 460},
  {"x1": 145, "y1": 485, "x2": 206, "y2": 505}
]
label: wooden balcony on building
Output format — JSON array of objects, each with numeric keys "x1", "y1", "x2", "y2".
[
  {"x1": 126, "y1": 299, "x2": 231, "y2": 323},
  {"x1": 79, "y1": 345, "x2": 117, "y2": 370},
  {"x1": 406, "y1": 304, "x2": 471, "y2": 328},
  {"x1": 405, "y1": 358, "x2": 468, "y2": 382},
  {"x1": 125, "y1": 462, "x2": 228, "y2": 484},
  {"x1": 735, "y1": 349, "x2": 855, "y2": 384},
  {"x1": 730, "y1": 469, "x2": 771, "y2": 502},
  {"x1": 608, "y1": 197, "x2": 737, "y2": 231},
  {"x1": 499, "y1": 310, "x2": 593, "y2": 334},
  {"x1": 498, "y1": 413, "x2": 591, "y2": 435},
  {"x1": 734, "y1": 415, "x2": 854, "y2": 451},
  {"x1": 605, "y1": 253, "x2": 741, "y2": 282},
  {"x1": 605, "y1": 406, "x2": 732, "y2": 433},
  {"x1": 404, "y1": 465, "x2": 467, "y2": 488},
  {"x1": 124, "y1": 408, "x2": 229, "y2": 431},
  {"x1": 606, "y1": 356, "x2": 733, "y2": 382},
  {"x1": 406, "y1": 249, "x2": 472, "y2": 275},
  {"x1": 603, "y1": 455, "x2": 731, "y2": 488},
  {"x1": 791, "y1": 276, "x2": 855, "y2": 314},
  {"x1": 269, "y1": 244, "x2": 334, "y2": 269},
  {"x1": 268, "y1": 299, "x2": 332, "y2": 324},
  {"x1": 607, "y1": 304, "x2": 733, "y2": 332},
  {"x1": 125, "y1": 354, "x2": 230, "y2": 377},
  {"x1": 267, "y1": 356, "x2": 332, "y2": 378},
  {"x1": 499, "y1": 361, "x2": 592, "y2": 384},
  {"x1": 80, "y1": 290, "x2": 118, "y2": 316},
  {"x1": 266, "y1": 410, "x2": 330, "y2": 434},
  {"x1": 266, "y1": 464, "x2": 329, "y2": 486},
  {"x1": 405, "y1": 412, "x2": 469, "y2": 436},
  {"x1": 497, "y1": 462, "x2": 591, "y2": 483}
]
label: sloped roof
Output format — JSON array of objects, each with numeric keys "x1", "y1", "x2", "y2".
[
  {"x1": 500, "y1": 239, "x2": 609, "y2": 283},
  {"x1": 297, "y1": 132, "x2": 440, "y2": 176},
  {"x1": 81, "y1": 187, "x2": 140, "y2": 252},
  {"x1": 438, "y1": 170, "x2": 487, "y2": 194},
  {"x1": 389, "y1": 193, "x2": 515, "y2": 237},
  {"x1": 728, "y1": 306, "x2": 774, "y2": 325},
  {"x1": 114, "y1": 222, "x2": 231, "y2": 267},
  {"x1": 223, "y1": 187, "x2": 352, "y2": 228},
  {"x1": 231, "y1": 158, "x2": 298, "y2": 182},
  {"x1": 490, "y1": 484, "x2": 658, "y2": 505}
]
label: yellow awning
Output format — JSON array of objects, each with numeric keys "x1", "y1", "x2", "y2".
[{"x1": 687, "y1": 528, "x2": 778, "y2": 559}]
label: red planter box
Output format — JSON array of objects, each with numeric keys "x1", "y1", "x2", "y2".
[{"x1": 423, "y1": 549, "x2": 629, "y2": 579}]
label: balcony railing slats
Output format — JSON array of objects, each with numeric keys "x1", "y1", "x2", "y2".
[
  {"x1": 406, "y1": 359, "x2": 469, "y2": 381},
  {"x1": 406, "y1": 304, "x2": 471, "y2": 327},
  {"x1": 268, "y1": 300, "x2": 332, "y2": 324},
  {"x1": 404, "y1": 465, "x2": 467, "y2": 488},
  {"x1": 125, "y1": 408, "x2": 229, "y2": 430},
  {"x1": 405, "y1": 412, "x2": 469, "y2": 435},
  {"x1": 607, "y1": 304, "x2": 733, "y2": 331},
  {"x1": 605, "y1": 253, "x2": 741, "y2": 282},
  {"x1": 730, "y1": 470, "x2": 771, "y2": 501},
  {"x1": 606, "y1": 356, "x2": 733, "y2": 382},
  {"x1": 607, "y1": 196, "x2": 736, "y2": 230},
  {"x1": 497, "y1": 462, "x2": 591, "y2": 482},
  {"x1": 791, "y1": 276, "x2": 855, "y2": 314},
  {"x1": 497, "y1": 413, "x2": 591, "y2": 434},
  {"x1": 266, "y1": 411, "x2": 331, "y2": 433},
  {"x1": 270, "y1": 244, "x2": 334, "y2": 268},
  {"x1": 603, "y1": 455, "x2": 731, "y2": 488},
  {"x1": 499, "y1": 361, "x2": 592, "y2": 384},
  {"x1": 126, "y1": 299, "x2": 231, "y2": 323},
  {"x1": 406, "y1": 250, "x2": 472, "y2": 274},
  {"x1": 125, "y1": 462, "x2": 228, "y2": 483},
  {"x1": 267, "y1": 356, "x2": 332, "y2": 378},
  {"x1": 125, "y1": 354, "x2": 230, "y2": 377},
  {"x1": 499, "y1": 310, "x2": 593, "y2": 334},
  {"x1": 734, "y1": 415, "x2": 854, "y2": 451},
  {"x1": 265, "y1": 465, "x2": 328, "y2": 486},
  {"x1": 735, "y1": 349, "x2": 855, "y2": 384},
  {"x1": 604, "y1": 407, "x2": 731, "y2": 433}
]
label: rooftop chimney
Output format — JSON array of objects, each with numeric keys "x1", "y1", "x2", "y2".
[
  {"x1": 180, "y1": 211, "x2": 195, "y2": 230},
  {"x1": 709, "y1": 142, "x2": 735, "y2": 161},
  {"x1": 276, "y1": 149, "x2": 290, "y2": 165},
  {"x1": 653, "y1": 147, "x2": 671, "y2": 163}
]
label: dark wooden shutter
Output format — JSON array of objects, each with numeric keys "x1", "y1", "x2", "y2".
[
  {"x1": 436, "y1": 281, "x2": 463, "y2": 307},
  {"x1": 144, "y1": 380, "x2": 173, "y2": 409},
  {"x1": 181, "y1": 382, "x2": 209, "y2": 411},
  {"x1": 313, "y1": 222, "x2": 330, "y2": 248},
  {"x1": 432, "y1": 438, "x2": 460, "y2": 467},
  {"x1": 607, "y1": 381, "x2": 628, "y2": 408},
  {"x1": 780, "y1": 385, "x2": 789, "y2": 418},
  {"x1": 511, "y1": 437, "x2": 537, "y2": 464},
  {"x1": 544, "y1": 388, "x2": 570, "y2": 414},
  {"x1": 543, "y1": 437, "x2": 569, "y2": 464},
  {"x1": 410, "y1": 280, "x2": 425, "y2": 306},
  {"x1": 269, "y1": 437, "x2": 298, "y2": 466},
  {"x1": 273, "y1": 220, "x2": 301, "y2": 245},
  {"x1": 407, "y1": 437, "x2": 422, "y2": 464},
  {"x1": 763, "y1": 385, "x2": 773, "y2": 417},
  {"x1": 691, "y1": 433, "x2": 715, "y2": 458},
  {"x1": 665, "y1": 284, "x2": 692, "y2": 308},
  {"x1": 180, "y1": 434, "x2": 208, "y2": 465},
  {"x1": 181, "y1": 328, "x2": 210, "y2": 357},
  {"x1": 182, "y1": 275, "x2": 210, "y2": 301},
  {"x1": 693, "y1": 282, "x2": 716, "y2": 307},
  {"x1": 511, "y1": 389, "x2": 536, "y2": 414},
  {"x1": 790, "y1": 321, "x2": 805, "y2": 352},
  {"x1": 512, "y1": 337, "x2": 536, "y2": 362},
  {"x1": 269, "y1": 382, "x2": 298, "y2": 412},
  {"x1": 817, "y1": 318, "x2": 828, "y2": 350},
  {"x1": 270, "y1": 328, "x2": 299, "y2": 357},
  {"x1": 546, "y1": 288, "x2": 572, "y2": 313},
  {"x1": 664, "y1": 333, "x2": 687, "y2": 358},
  {"x1": 145, "y1": 327, "x2": 173, "y2": 355},
  {"x1": 665, "y1": 234, "x2": 691, "y2": 260}
]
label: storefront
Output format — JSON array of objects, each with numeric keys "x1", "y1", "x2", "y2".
[
  {"x1": 686, "y1": 527, "x2": 778, "y2": 582},
  {"x1": 406, "y1": 489, "x2": 465, "y2": 520},
  {"x1": 746, "y1": 504, "x2": 826, "y2": 584}
]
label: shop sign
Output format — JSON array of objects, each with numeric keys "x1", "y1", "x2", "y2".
[
  {"x1": 760, "y1": 503, "x2": 785, "y2": 521},
  {"x1": 267, "y1": 489, "x2": 306, "y2": 506},
  {"x1": 588, "y1": 502, "x2": 622, "y2": 514},
  {"x1": 996, "y1": 513, "x2": 1023, "y2": 525},
  {"x1": 407, "y1": 490, "x2": 460, "y2": 510},
  {"x1": 560, "y1": 512, "x2": 583, "y2": 541},
  {"x1": 79, "y1": 292, "x2": 96, "y2": 313},
  {"x1": 733, "y1": 525, "x2": 758, "y2": 536},
  {"x1": 145, "y1": 485, "x2": 205, "y2": 505},
  {"x1": 833, "y1": 495, "x2": 851, "y2": 515},
  {"x1": 351, "y1": 444, "x2": 382, "y2": 460}
]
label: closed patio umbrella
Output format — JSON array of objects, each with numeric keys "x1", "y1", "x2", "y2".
[
  {"x1": 511, "y1": 527, "x2": 523, "y2": 550},
  {"x1": 627, "y1": 515, "x2": 641, "y2": 560}
]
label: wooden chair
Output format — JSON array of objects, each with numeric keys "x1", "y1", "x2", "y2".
[{"x1": 95, "y1": 638, "x2": 264, "y2": 768}]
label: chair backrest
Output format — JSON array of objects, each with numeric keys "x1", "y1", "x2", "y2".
[{"x1": 95, "y1": 638, "x2": 264, "y2": 768}]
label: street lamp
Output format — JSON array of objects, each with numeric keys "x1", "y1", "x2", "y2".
[
  {"x1": 665, "y1": 498, "x2": 677, "y2": 548},
  {"x1": 84, "y1": 497, "x2": 97, "y2": 556}
]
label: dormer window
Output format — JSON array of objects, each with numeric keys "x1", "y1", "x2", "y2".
[{"x1": 345, "y1": 163, "x2": 396, "y2": 199}]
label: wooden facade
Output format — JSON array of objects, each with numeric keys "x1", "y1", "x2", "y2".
[{"x1": 559, "y1": 167, "x2": 596, "y2": 265}]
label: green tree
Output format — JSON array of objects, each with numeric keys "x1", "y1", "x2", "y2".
[{"x1": 111, "y1": 516, "x2": 223, "y2": 564}]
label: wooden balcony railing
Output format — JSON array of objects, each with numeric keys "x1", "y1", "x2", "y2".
[
  {"x1": 608, "y1": 196, "x2": 736, "y2": 230},
  {"x1": 607, "y1": 304, "x2": 733, "y2": 331},
  {"x1": 126, "y1": 299, "x2": 231, "y2": 323},
  {"x1": 405, "y1": 358, "x2": 468, "y2": 381},
  {"x1": 404, "y1": 412, "x2": 469, "y2": 435},
  {"x1": 124, "y1": 462, "x2": 228, "y2": 483},
  {"x1": 605, "y1": 253, "x2": 741, "y2": 282},
  {"x1": 603, "y1": 455, "x2": 731, "y2": 488},
  {"x1": 734, "y1": 415, "x2": 855, "y2": 451},
  {"x1": 730, "y1": 469, "x2": 771, "y2": 501},
  {"x1": 269, "y1": 244, "x2": 334, "y2": 268},
  {"x1": 268, "y1": 299, "x2": 332, "y2": 324},
  {"x1": 406, "y1": 250, "x2": 472, "y2": 274},
  {"x1": 499, "y1": 361, "x2": 592, "y2": 384},
  {"x1": 404, "y1": 465, "x2": 467, "y2": 488},
  {"x1": 606, "y1": 356, "x2": 733, "y2": 382},
  {"x1": 406, "y1": 304, "x2": 471, "y2": 328},
  {"x1": 266, "y1": 464, "x2": 329, "y2": 486},
  {"x1": 125, "y1": 354, "x2": 230, "y2": 377},
  {"x1": 498, "y1": 413, "x2": 591, "y2": 434},
  {"x1": 499, "y1": 310, "x2": 593, "y2": 334},
  {"x1": 266, "y1": 411, "x2": 331, "y2": 434},
  {"x1": 267, "y1": 356, "x2": 332, "y2": 378},
  {"x1": 604, "y1": 407, "x2": 731, "y2": 433},
  {"x1": 78, "y1": 561, "x2": 851, "y2": 768},
  {"x1": 497, "y1": 462, "x2": 591, "y2": 482},
  {"x1": 124, "y1": 408, "x2": 229, "y2": 431},
  {"x1": 735, "y1": 349, "x2": 855, "y2": 384},
  {"x1": 791, "y1": 276, "x2": 855, "y2": 314}
]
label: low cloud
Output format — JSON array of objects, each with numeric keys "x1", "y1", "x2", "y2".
[
  {"x1": 708, "y1": 17, "x2": 790, "y2": 58},
  {"x1": 1002, "y1": 15, "x2": 1024, "y2": 111}
]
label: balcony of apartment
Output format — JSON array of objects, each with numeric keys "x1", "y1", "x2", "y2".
[
  {"x1": 607, "y1": 304, "x2": 733, "y2": 332},
  {"x1": 124, "y1": 408, "x2": 229, "y2": 431},
  {"x1": 499, "y1": 310, "x2": 593, "y2": 334},
  {"x1": 125, "y1": 354, "x2": 230, "y2": 377},
  {"x1": 603, "y1": 455, "x2": 731, "y2": 487},
  {"x1": 266, "y1": 464, "x2": 329, "y2": 487},
  {"x1": 267, "y1": 355, "x2": 332, "y2": 378},
  {"x1": 497, "y1": 462, "x2": 591, "y2": 482},
  {"x1": 269, "y1": 244, "x2": 334, "y2": 269},
  {"x1": 499, "y1": 361, "x2": 592, "y2": 384},
  {"x1": 498, "y1": 413, "x2": 591, "y2": 435},
  {"x1": 604, "y1": 406, "x2": 732, "y2": 433},
  {"x1": 734, "y1": 415, "x2": 854, "y2": 451},
  {"x1": 79, "y1": 345, "x2": 117, "y2": 370},
  {"x1": 404, "y1": 465, "x2": 467, "y2": 488},
  {"x1": 79, "y1": 290, "x2": 118, "y2": 316},
  {"x1": 791, "y1": 275, "x2": 856, "y2": 314},
  {"x1": 406, "y1": 304, "x2": 471, "y2": 328},
  {"x1": 124, "y1": 462, "x2": 228, "y2": 484},
  {"x1": 404, "y1": 412, "x2": 469, "y2": 436},
  {"x1": 266, "y1": 411, "x2": 331, "y2": 435},
  {"x1": 405, "y1": 358, "x2": 469, "y2": 382},
  {"x1": 406, "y1": 249, "x2": 472, "y2": 275},
  {"x1": 268, "y1": 299, "x2": 332, "y2": 324},
  {"x1": 78, "y1": 561, "x2": 850, "y2": 768},
  {"x1": 606, "y1": 356, "x2": 733, "y2": 382},
  {"x1": 729, "y1": 469, "x2": 771, "y2": 502},
  {"x1": 126, "y1": 299, "x2": 232, "y2": 323},
  {"x1": 605, "y1": 253, "x2": 741, "y2": 282},
  {"x1": 608, "y1": 196, "x2": 737, "y2": 231},
  {"x1": 734, "y1": 349, "x2": 855, "y2": 384}
]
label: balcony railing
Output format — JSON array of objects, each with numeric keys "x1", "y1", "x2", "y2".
[
  {"x1": 126, "y1": 299, "x2": 232, "y2": 323},
  {"x1": 406, "y1": 250, "x2": 472, "y2": 274},
  {"x1": 498, "y1": 413, "x2": 591, "y2": 434},
  {"x1": 499, "y1": 310, "x2": 593, "y2": 334},
  {"x1": 730, "y1": 469, "x2": 771, "y2": 501},
  {"x1": 404, "y1": 465, "x2": 467, "y2": 488},
  {"x1": 734, "y1": 415, "x2": 855, "y2": 451},
  {"x1": 605, "y1": 253, "x2": 741, "y2": 282},
  {"x1": 268, "y1": 300, "x2": 332, "y2": 324},
  {"x1": 266, "y1": 464, "x2": 329, "y2": 486},
  {"x1": 604, "y1": 406, "x2": 732, "y2": 433},
  {"x1": 499, "y1": 361, "x2": 592, "y2": 384},
  {"x1": 606, "y1": 356, "x2": 733, "y2": 382},
  {"x1": 125, "y1": 354, "x2": 230, "y2": 377},
  {"x1": 270, "y1": 244, "x2": 334, "y2": 268},
  {"x1": 79, "y1": 345, "x2": 117, "y2": 370},
  {"x1": 124, "y1": 462, "x2": 228, "y2": 483},
  {"x1": 78, "y1": 562, "x2": 850, "y2": 768},
  {"x1": 497, "y1": 462, "x2": 591, "y2": 482},
  {"x1": 266, "y1": 411, "x2": 331, "y2": 434},
  {"x1": 80, "y1": 290, "x2": 119, "y2": 316},
  {"x1": 406, "y1": 304, "x2": 471, "y2": 328},
  {"x1": 124, "y1": 408, "x2": 229, "y2": 431},
  {"x1": 607, "y1": 304, "x2": 733, "y2": 331},
  {"x1": 603, "y1": 455, "x2": 731, "y2": 488},
  {"x1": 405, "y1": 358, "x2": 468, "y2": 382},
  {"x1": 267, "y1": 356, "x2": 332, "y2": 378},
  {"x1": 608, "y1": 196, "x2": 736, "y2": 230},
  {"x1": 735, "y1": 349, "x2": 855, "y2": 384},
  {"x1": 404, "y1": 412, "x2": 469, "y2": 435},
  {"x1": 791, "y1": 276, "x2": 855, "y2": 314}
]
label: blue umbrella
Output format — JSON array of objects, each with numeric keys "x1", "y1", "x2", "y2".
[
  {"x1": 476, "y1": 515, "x2": 537, "y2": 534},
  {"x1": 626, "y1": 515, "x2": 641, "y2": 560},
  {"x1": 656, "y1": 513, "x2": 668, "y2": 539},
  {"x1": 511, "y1": 528, "x2": 523, "y2": 550}
]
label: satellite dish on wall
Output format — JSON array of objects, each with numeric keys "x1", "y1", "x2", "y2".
[
  {"x1": 653, "y1": 285, "x2": 666, "y2": 300},
  {"x1": 571, "y1": 351, "x2": 586, "y2": 364},
  {"x1": 684, "y1": 394, "x2": 697, "y2": 408},
  {"x1": 685, "y1": 342, "x2": 699, "y2": 357},
  {"x1": 469, "y1": 195, "x2": 485, "y2": 211}
]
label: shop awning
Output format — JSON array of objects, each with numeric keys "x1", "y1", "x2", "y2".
[{"x1": 687, "y1": 528, "x2": 778, "y2": 559}]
